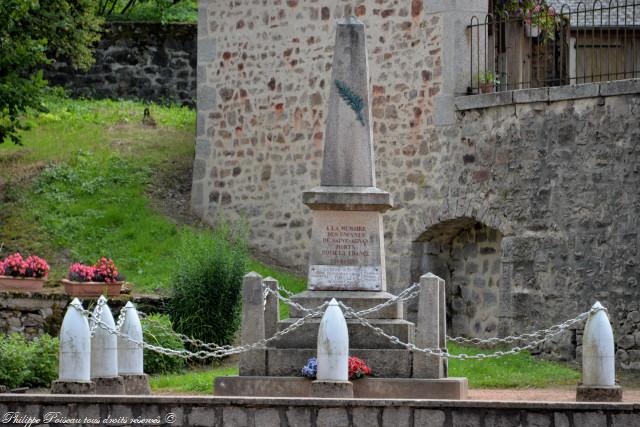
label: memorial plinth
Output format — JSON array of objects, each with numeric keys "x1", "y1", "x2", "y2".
[{"x1": 222, "y1": 17, "x2": 467, "y2": 400}]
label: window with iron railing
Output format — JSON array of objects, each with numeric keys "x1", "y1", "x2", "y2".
[{"x1": 468, "y1": 1, "x2": 640, "y2": 94}]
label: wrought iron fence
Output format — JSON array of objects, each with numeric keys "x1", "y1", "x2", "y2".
[{"x1": 468, "y1": 1, "x2": 640, "y2": 94}]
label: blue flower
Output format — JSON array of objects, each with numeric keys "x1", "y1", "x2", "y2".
[{"x1": 301, "y1": 357, "x2": 318, "y2": 378}]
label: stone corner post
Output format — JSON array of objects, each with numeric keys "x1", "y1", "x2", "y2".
[
  {"x1": 263, "y1": 276, "x2": 280, "y2": 339},
  {"x1": 576, "y1": 301, "x2": 622, "y2": 402},
  {"x1": 239, "y1": 272, "x2": 266, "y2": 376},
  {"x1": 413, "y1": 273, "x2": 445, "y2": 379}
]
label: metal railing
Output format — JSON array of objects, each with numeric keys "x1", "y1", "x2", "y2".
[{"x1": 469, "y1": 1, "x2": 640, "y2": 94}]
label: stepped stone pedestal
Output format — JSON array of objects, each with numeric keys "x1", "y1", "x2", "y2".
[{"x1": 216, "y1": 17, "x2": 466, "y2": 400}]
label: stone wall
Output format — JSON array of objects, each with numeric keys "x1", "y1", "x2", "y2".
[
  {"x1": 1, "y1": 395, "x2": 638, "y2": 426},
  {"x1": 193, "y1": 0, "x2": 640, "y2": 367},
  {"x1": 45, "y1": 22, "x2": 196, "y2": 105},
  {"x1": 0, "y1": 291, "x2": 168, "y2": 339}
]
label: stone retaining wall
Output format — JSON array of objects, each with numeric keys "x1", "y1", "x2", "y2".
[
  {"x1": 0, "y1": 291, "x2": 168, "y2": 339},
  {"x1": 45, "y1": 22, "x2": 197, "y2": 106},
  {"x1": 0, "y1": 395, "x2": 638, "y2": 426}
]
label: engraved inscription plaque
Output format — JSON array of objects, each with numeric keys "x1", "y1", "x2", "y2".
[{"x1": 307, "y1": 210, "x2": 386, "y2": 291}]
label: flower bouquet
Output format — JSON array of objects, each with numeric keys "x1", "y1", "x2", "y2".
[
  {"x1": 62, "y1": 257, "x2": 125, "y2": 297},
  {"x1": 0, "y1": 252, "x2": 49, "y2": 292},
  {"x1": 301, "y1": 356, "x2": 372, "y2": 380}
]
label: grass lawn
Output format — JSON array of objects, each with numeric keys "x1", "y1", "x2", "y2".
[
  {"x1": 448, "y1": 342, "x2": 581, "y2": 388},
  {"x1": 150, "y1": 342, "x2": 582, "y2": 395},
  {"x1": 0, "y1": 95, "x2": 307, "y2": 295},
  {"x1": 150, "y1": 365, "x2": 239, "y2": 394}
]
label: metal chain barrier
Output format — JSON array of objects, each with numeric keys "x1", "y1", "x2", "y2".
[
  {"x1": 75, "y1": 281, "x2": 605, "y2": 361},
  {"x1": 338, "y1": 301, "x2": 605, "y2": 360}
]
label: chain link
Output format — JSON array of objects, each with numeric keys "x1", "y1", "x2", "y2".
[{"x1": 89, "y1": 296, "x2": 106, "y2": 338}]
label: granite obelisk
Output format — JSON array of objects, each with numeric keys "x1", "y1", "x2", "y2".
[{"x1": 303, "y1": 16, "x2": 392, "y2": 292}]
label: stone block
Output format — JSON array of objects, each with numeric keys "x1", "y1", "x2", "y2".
[
  {"x1": 599, "y1": 79, "x2": 640, "y2": 97},
  {"x1": 353, "y1": 407, "x2": 380, "y2": 427},
  {"x1": 254, "y1": 408, "x2": 281, "y2": 426},
  {"x1": 454, "y1": 91, "x2": 513, "y2": 110},
  {"x1": 286, "y1": 407, "x2": 312, "y2": 427},
  {"x1": 572, "y1": 412, "x2": 607, "y2": 427},
  {"x1": 188, "y1": 407, "x2": 217, "y2": 426},
  {"x1": 93, "y1": 376, "x2": 125, "y2": 395},
  {"x1": 263, "y1": 277, "x2": 280, "y2": 339},
  {"x1": 382, "y1": 407, "x2": 411, "y2": 427},
  {"x1": 316, "y1": 408, "x2": 349, "y2": 427},
  {"x1": 354, "y1": 377, "x2": 467, "y2": 399},
  {"x1": 513, "y1": 87, "x2": 549, "y2": 104},
  {"x1": 271, "y1": 318, "x2": 414, "y2": 349},
  {"x1": 289, "y1": 290, "x2": 402, "y2": 319},
  {"x1": 413, "y1": 273, "x2": 443, "y2": 379},
  {"x1": 51, "y1": 380, "x2": 95, "y2": 395},
  {"x1": 548, "y1": 83, "x2": 599, "y2": 101},
  {"x1": 576, "y1": 384, "x2": 622, "y2": 402},
  {"x1": 310, "y1": 380, "x2": 353, "y2": 398},
  {"x1": 303, "y1": 186, "x2": 393, "y2": 212},
  {"x1": 121, "y1": 374, "x2": 151, "y2": 395},
  {"x1": 451, "y1": 410, "x2": 481, "y2": 427},
  {"x1": 611, "y1": 414, "x2": 640, "y2": 427},
  {"x1": 525, "y1": 412, "x2": 552, "y2": 427},
  {"x1": 266, "y1": 348, "x2": 413, "y2": 378},
  {"x1": 414, "y1": 409, "x2": 446, "y2": 427},
  {"x1": 215, "y1": 376, "x2": 312, "y2": 397},
  {"x1": 484, "y1": 410, "x2": 521, "y2": 427},
  {"x1": 223, "y1": 407, "x2": 248, "y2": 427},
  {"x1": 553, "y1": 412, "x2": 570, "y2": 427}
]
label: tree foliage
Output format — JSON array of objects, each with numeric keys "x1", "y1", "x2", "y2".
[
  {"x1": 0, "y1": 0, "x2": 103, "y2": 144},
  {"x1": 98, "y1": 0, "x2": 187, "y2": 20}
]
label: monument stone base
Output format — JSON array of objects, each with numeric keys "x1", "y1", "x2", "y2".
[
  {"x1": 576, "y1": 384, "x2": 623, "y2": 402},
  {"x1": 93, "y1": 376, "x2": 125, "y2": 395},
  {"x1": 122, "y1": 374, "x2": 152, "y2": 395},
  {"x1": 311, "y1": 380, "x2": 354, "y2": 398},
  {"x1": 51, "y1": 380, "x2": 96, "y2": 395},
  {"x1": 215, "y1": 376, "x2": 468, "y2": 399}
]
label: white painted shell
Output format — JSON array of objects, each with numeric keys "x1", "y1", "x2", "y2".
[
  {"x1": 316, "y1": 298, "x2": 349, "y2": 381},
  {"x1": 582, "y1": 301, "x2": 615, "y2": 386},
  {"x1": 117, "y1": 301, "x2": 144, "y2": 375},
  {"x1": 91, "y1": 296, "x2": 119, "y2": 378},
  {"x1": 59, "y1": 298, "x2": 91, "y2": 381}
]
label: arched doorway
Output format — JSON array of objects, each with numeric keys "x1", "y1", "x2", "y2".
[{"x1": 411, "y1": 217, "x2": 503, "y2": 338}]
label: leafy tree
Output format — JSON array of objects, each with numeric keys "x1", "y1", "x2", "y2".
[
  {"x1": 98, "y1": 0, "x2": 187, "y2": 20},
  {"x1": 0, "y1": 0, "x2": 102, "y2": 144}
]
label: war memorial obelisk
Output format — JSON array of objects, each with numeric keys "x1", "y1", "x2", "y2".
[{"x1": 216, "y1": 17, "x2": 467, "y2": 399}]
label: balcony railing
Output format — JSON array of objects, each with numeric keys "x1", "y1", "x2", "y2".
[{"x1": 468, "y1": 1, "x2": 640, "y2": 94}]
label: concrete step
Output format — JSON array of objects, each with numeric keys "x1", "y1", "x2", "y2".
[
  {"x1": 289, "y1": 290, "x2": 403, "y2": 319},
  {"x1": 265, "y1": 348, "x2": 413, "y2": 378},
  {"x1": 271, "y1": 318, "x2": 414, "y2": 349}
]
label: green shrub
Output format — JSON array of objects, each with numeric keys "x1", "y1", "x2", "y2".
[
  {"x1": 0, "y1": 333, "x2": 58, "y2": 389},
  {"x1": 142, "y1": 314, "x2": 186, "y2": 375},
  {"x1": 26, "y1": 334, "x2": 59, "y2": 387},
  {"x1": 169, "y1": 224, "x2": 248, "y2": 347}
]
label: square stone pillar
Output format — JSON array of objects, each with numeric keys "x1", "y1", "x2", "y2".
[
  {"x1": 413, "y1": 273, "x2": 445, "y2": 379},
  {"x1": 239, "y1": 272, "x2": 266, "y2": 376}
]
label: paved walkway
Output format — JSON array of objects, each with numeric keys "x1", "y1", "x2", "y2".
[{"x1": 469, "y1": 388, "x2": 640, "y2": 403}]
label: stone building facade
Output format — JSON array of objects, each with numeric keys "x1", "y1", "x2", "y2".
[{"x1": 192, "y1": 0, "x2": 640, "y2": 368}]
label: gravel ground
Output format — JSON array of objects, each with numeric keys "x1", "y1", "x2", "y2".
[{"x1": 469, "y1": 387, "x2": 640, "y2": 402}]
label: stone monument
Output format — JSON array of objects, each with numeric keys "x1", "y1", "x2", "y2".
[{"x1": 216, "y1": 17, "x2": 467, "y2": 399}]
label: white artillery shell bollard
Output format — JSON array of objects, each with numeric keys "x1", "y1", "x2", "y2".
[
  {"x1": 117, "y1": 301, "x2": 151, "y2": 395},
  {"x1": 576, "y1": 301, "x2": 622, "y2": 402},
  {"x1": 90, "y1": 296, "x2": 125, "y2": 394},
  {"x1": 51, "y1": 298, "x2": 96, "y2": 394},
  {"x1": 311, "y1": 298, "x2": 353, "y2": 398}
]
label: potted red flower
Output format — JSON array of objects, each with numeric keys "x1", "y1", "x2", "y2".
[
  {"x1": 62, "y1": 257, "x2": 125, "y2": 297},
  {"x1": 0, "y1": 252, "x2": 49, "y2": 292}
]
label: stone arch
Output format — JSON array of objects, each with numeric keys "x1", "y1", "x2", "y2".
[{"x1": 411, "y1": 216, "x2": 504, "y2": 338}]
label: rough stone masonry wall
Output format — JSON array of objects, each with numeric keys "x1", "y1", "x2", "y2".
[
  {"x1": 193, "y1": 0, "x2": 640, "y2": 367},
  {"x1": 192, "y1": 0, "x2": 442, "y2": 270},
  {"x1": 45, "y1": 22, "x2": 196, "y2": 105}
]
